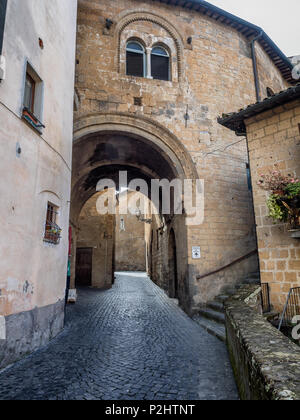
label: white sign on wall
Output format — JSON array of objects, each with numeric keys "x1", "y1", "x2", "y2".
[
  {"x1": 0, "y1": 316, "x2": 6, "y2": 340},
  {"x1": 192, "y1": 246, "x2": 201, "y2": 259}
]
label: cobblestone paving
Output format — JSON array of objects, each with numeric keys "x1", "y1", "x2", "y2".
[{"x1": 0, "y1": 273, "x2": 238, "y2": 400}]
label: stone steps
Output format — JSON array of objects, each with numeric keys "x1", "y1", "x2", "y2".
[
  {"x1": 215, "y1": 294, "x2": 230, "y2": 303},
  {"x1": 197, "y1": 308, "x2": 225, "y2": 324},
  {"x1": 207, "y1": 300, "x2": 224, "y2": 313},
  {"x1": 193, "y1": 316, "x2": 226, "y2": 343},
  {"x1": 194, "y1": 271, "x2": 261, "y2": 342}
]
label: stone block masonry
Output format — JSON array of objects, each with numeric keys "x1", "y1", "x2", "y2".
[
  {"x1": 74, "y1": 0, "x2": 290, "y2": 309},
  {"x1": 246, "y1": 100, "x2": 300, "y2": 312},
  {"x1": 225, "y1": 285, "x2": 300, "y2": 400}
]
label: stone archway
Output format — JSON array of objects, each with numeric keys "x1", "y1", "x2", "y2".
[
  {"x1": 73, "y1": 112, "x2": 198, "y2": 181},
  {"x1": 70, "y1": 113, "x2": 197, "y2": 310}
]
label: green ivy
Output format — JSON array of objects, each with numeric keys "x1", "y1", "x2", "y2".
[{"x1": 267, "y1": 194, "x2": 288, "y2": 222}]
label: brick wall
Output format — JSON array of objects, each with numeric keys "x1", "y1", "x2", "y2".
[{"x1": 246, "y1": 99, "x2": 300, "y2": 311}]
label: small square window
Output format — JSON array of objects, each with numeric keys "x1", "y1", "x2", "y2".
[
  {"x1": 44, "y1": 202, "x2": 61, "y2": 245},
  {"x1": 134, "y1": 97, "x2": 142, "y2": 106}
]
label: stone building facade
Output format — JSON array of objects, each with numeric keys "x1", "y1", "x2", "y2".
[
  {"x1": 70, "y1": 0, "x2": 294, "y2": 313},
  {"x1": 0, "y1": 0, "x2": 77, "y2": 368},
  {"x1": 219, "y1": 85, "x2": 300, "y2": 311}
]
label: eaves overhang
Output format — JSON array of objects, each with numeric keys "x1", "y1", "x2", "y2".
[
  {"x1": 151, "y1": 0, "x2": 295, "y2": 84},
  {"x1": 218, "y1": 84, "x2": 300, "y2": 136}
]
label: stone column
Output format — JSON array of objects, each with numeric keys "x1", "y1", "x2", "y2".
[{"x1": 146, "y1": 47, "x2": 153, "y2": 79}]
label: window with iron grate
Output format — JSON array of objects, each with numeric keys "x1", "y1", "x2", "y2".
[{"x1": 44, "y1": 202, "x2": 61, "y2": 245}]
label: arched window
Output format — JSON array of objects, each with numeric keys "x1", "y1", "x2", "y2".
[
  {"x1": 151, "y1": 46, "x2": 170, "y2": 81},
  {"x1": 126, "y1": 41, "x2": 146, "y2": 78}
]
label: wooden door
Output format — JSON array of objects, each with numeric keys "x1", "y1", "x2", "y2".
[{"x1": 75, "y1": 248, "x2": 93, "y2": 287}]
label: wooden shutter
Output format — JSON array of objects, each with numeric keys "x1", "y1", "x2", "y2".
[
  {"x1": 151, "y1": 55, "x2": 169, "y2": 81},
  {"x1": 126, "y1": 51, "x2": 144, "y2": 77}
]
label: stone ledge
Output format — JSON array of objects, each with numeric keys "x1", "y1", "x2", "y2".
[{"x1": 225, "y1": 285, "x2": 300, "y2": 400}]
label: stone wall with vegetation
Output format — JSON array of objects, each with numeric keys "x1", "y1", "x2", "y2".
[
  {"x1": 225, "y1": 285, "x2": 300, "y2": 400},
  {"x1": 245, "y1": 100, "x2": 300, "y2": 311}
]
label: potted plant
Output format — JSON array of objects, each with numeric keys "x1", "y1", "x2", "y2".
[{"x1": 258, "y1": 166, "x2": 300, "y2": 231}]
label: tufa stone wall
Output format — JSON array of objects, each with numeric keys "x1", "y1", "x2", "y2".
[
  {"x1": 245, "y1": 99, "x2": 300, "y2": 311},
  {"x1": 115, "y1": 192, "x2": 147, "y2": 272},
  {"x1": 225, "y1": 284, "x2": 300, "y2": 400},
  {"x1": 74, "y1": 0, "x2": 289, "y2": 310},
  {"x1": 77, "y1": 192, "x2": 115, "y2": 289}
]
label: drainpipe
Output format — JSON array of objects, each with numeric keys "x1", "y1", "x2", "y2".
[{"x1": 251, "y1": 31, "x2": 263, "y2": 102}]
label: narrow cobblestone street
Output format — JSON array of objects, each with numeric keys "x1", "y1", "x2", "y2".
[{"x1": 0, "y1": 273, "x2": 238, "y2": 400}]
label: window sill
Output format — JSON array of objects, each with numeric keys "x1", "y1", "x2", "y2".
[
  {"x1": 22, "y1": 108, "x2": 45, "y2": 135},
  {"x1": 43, "y1": 238, "x2": 61, "y2": 245},
  {"x1": 125, "y1": 74, "x2": 174, "y2": 84}
]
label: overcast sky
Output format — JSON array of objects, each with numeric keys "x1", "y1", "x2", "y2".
[{"x1": 209, "y1": 0, "x2": 299, "y2": 57}]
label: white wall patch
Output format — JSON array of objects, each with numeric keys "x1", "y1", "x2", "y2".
[{"x1": 0, "y1": 316, "x2": 6, "y2": 340}]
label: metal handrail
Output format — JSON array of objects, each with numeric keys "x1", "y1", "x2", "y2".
[
  {"x1": 196, "y1": 249, "x2": 257, "y2": 280},
  {"x1": 278, "y1": 287, "x2": 300, "y2": 331}
]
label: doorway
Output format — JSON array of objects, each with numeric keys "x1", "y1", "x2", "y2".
[{"x1": 75, "y1": 247, "x2": 93, "y2": 287}]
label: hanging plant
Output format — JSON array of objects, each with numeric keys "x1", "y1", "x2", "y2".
[
  {"x1": 258, "y1": 167, "x2": 300, "y2": 229},
  {"x1": 267, "y1": 194, "x2": 288, "y2": 222}
]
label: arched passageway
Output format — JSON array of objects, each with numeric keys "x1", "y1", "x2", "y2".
[{"x1": 70, "y1": 114, "x2": 197, "y2": 310}]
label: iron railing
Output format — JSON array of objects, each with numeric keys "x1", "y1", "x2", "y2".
[
  {"x1": 261, "y1": 283, "x2": 271, "y2": 314},
  {"x1": 278, "y1": 287, "x2": 300, "y2": 331}
]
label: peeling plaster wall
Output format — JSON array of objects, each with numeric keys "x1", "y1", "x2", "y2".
[{"x1": 0, "y1": 0, "x2": 77, "y2": 367}]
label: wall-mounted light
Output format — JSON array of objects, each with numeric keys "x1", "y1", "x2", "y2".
[{"x1": 187, "y1": 37, "x2": 192, "y2": 45}]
